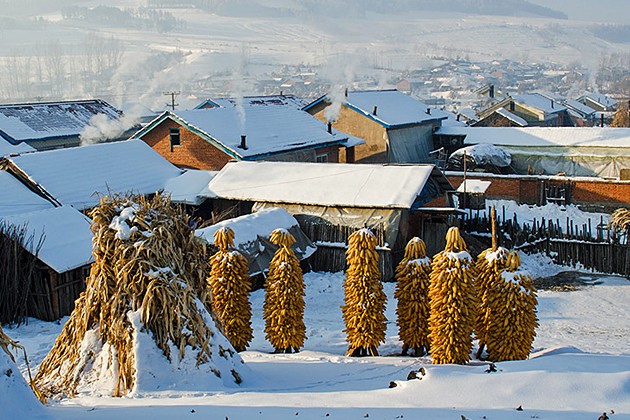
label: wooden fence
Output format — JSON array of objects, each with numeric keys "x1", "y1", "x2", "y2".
[{"x1": 462, "y1": 206, "x2": 629, "y2": 276}]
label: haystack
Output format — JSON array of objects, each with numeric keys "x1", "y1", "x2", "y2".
[{"x1": 34, "y1": 194, "x2": 246, "y2": 399}]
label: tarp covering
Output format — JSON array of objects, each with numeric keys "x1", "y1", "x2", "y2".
[
  {"x1": 253, "y1": 202, "x2": 402, "y2": 247},
  {"x1": 196, "y1": 207, "x2": 316, "y2": 275},
  {"x1": 386, "y1": 124, "x2": 434, "y2": 164}
]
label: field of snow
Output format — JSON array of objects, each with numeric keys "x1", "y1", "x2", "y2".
[{"x1": 6, "y1": 255, "x2": 630, "y2": 419}]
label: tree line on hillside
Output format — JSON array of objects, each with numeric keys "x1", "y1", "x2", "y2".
[{"x1": 61, "y1": 5, "x2": 185, "y2": 34}]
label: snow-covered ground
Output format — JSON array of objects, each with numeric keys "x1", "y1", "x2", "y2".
[{"x1": 6, "y1": 255, "x2": 630, "y2": 419}]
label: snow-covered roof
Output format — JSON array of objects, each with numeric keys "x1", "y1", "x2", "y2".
[
  {"x1": 577, "y1": 92, "x2": 618, "y2": 109},
  {"x1": 0, "y1": 99, "x2": 121, "y2": 144},
  {"x1": 5, "y1": 139, "x2": 183, "y2": 210},
  {"x1": 564, "y1": 100, "x2": 597, "y2": 117},
  {"x1": 0, "y1": 205, "x2": 93, "y2": 273},
  {"x1": 134, "y1": 107, "x2": 359, "y2": 159},
  {"x1": 513, "y1": 94, "x2": 567, "y2": 115},
  {"x1": 196, "y1": 207, "x2": 302, "y2": 248},
  {"x1": 495, "y1": 108, "x2": 528, "y2": 126},
  {"x1": 0, "y1": 138, "x2": 35, "y2": 157},
  {"x1": 205, "y1": 161, "x2": 446, "y2": 209},
  {"x1": 456, "y1": 179, "x2": 491, "y2": 194},
  {"x1": 163, "y1": 169, "x2": 217, "y2": 206},
  {"x1": 435, "y1": 127, "x2": 630, "y2": 148},
  {"x1": 304, "y1": 89, "x2": 449, "y2": 128},
  {"x1": 0, "y1": 171, "x2": 54, "y2": 217},
  {"x1": 196, "y1": 95, "x2": 308, "y2": 110}
]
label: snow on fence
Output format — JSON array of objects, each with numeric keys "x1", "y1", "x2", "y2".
[{"x1": 463, "y1": 208, "x2": 630, "y2": 275}]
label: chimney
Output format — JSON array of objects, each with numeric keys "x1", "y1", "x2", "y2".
[
  {"x1": 456, "y1": 114, "x2": 460, "y2": 122},
  {"x1": 372, "y1": 105, "x2": 377, "y2": 116},
  {"x1": 327, "y1": 121, "x2": 332, "y2": 134},
  {"x1": 551, "y1": 99, "x2": 554, "y2": 109},
  {"x1": 240, "y1": 135, "x2": 248, "y2": 149},
  {"x1": 426, "y1": 108, "x2": 431, "y2": 115},
  {"x1": 601, "y1": 113, "x2": 605, "y2": 127},
  {"x1": 280, "y1": 90, "x2": 283, "y2": 96},
  {"x1": 344, "y1": 88, "x2": 348, "y2": 97},
  {"x1": 489, "y1": 84, "x2": 495, "y2": 98}
]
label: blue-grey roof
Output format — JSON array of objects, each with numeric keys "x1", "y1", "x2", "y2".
[
  {"x1": 196, "y1": 95, "x2": 308, "y2": 110},
  {"x1": 305, "y1": 89, "x2": 448, "y2": 128},
  {"x1": 0, "y1": 99, "x2": 121, "y2": 144}
]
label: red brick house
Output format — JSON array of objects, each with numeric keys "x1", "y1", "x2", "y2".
[{"x1": 131, "y1": 106, "x2": 362, "y2": 170}]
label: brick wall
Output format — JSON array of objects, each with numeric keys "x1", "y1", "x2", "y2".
[
  {"x1": 445, "y1": 173, "x2": 630, "y2": 209},
  {"x1": 138, "y1": 119, "x2": 233, "y2": 170}
]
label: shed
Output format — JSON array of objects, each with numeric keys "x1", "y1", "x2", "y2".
[
  {"x1": 0, "y1": 172, "x2": 93, "y2": 322},
  {"x1": 196, "y1": 207, "x2": 316, "y2": 282},
  {"x1": 435, "y1": 127, "x2": 630, "y2": 179},
  {"x1": 204, "y1": 161, "x2": 456, "y2": 279},
  {"x1": 455, "y1": 179, "x2": 492, "y2": 210}
]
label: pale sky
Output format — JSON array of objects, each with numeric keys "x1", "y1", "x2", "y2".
[{"x1": 530, "y1": 0, "x2": 630, "y2": 23}]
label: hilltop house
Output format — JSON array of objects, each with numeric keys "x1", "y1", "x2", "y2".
[
  {"x1": 303, "y1": 89, "x2": 449, "y2": 164},
  {"x1": 203, "y1": 161, "x2": 456, "y2": 279},
  {"x1": 0, "y1": 99, "x2": 134, "y2": 151},
  {"x1": 131, "y1": 106, "x2": 362, "y2": 170},
  {"x1": 477, "y1": 93, "x2": 572, "y2": 127},
  {"x1": 577, "y1": 92, "x2": 618, "y2": 113}
]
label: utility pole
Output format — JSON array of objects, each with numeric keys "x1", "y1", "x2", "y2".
[{"x1": 163, "y1": 91, "x2": 180, "y2": 110}]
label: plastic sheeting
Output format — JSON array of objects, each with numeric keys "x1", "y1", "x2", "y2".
[
  {"x1": 253, "y1": 202, "x2": 402, "y2": 247},
  {"x1": 507, "y1": 146, "x2": 630, "y2": 178},
  {"x1": 386, "y1": 125, "x2": 434, "y2": 164}
]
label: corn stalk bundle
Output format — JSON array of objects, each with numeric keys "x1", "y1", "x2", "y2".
[
  {"x1": 35, "y1": 194, "x2": 243, "y2": 399},
  {"x1": 473, "y1": 246, "x2": 509, "y2": 358},
  {"x1": 208, "y1": 227, "x2": 253, "y2": 352},
  {"x1": 394, "y1": 237, "x2": 431, "y2": 356},
  {"x1": 342, "y1": 228, "x2": 387, "y2": 357},
  {"x1": 263, "y1": 228, "x2": 306, "y2": 353},
  {"x1": 428, "y1": 227, "x2": 477, "y2": 365},
  {"x1": 484, "y1": 251, "x2": 538, "y2": 362},
  {"x1": 610, "y1": 208, "x2": 630, "y2": 233}
]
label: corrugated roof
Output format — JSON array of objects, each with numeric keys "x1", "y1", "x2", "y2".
[
  {"x1": 0, "y1": 99, "x2": 121, "y2": 143},
  {"x1": 138, "y1": 106, "x2": 357, "y2": 159},
  {"x1": 0, "y1": 171, "x2": 54, "y2": 217},
  {"x1": 0, "y1": 205, "x2": 93, "y2": 273},
  {"x1": 6, "y1": 139, "x2": 183, "y2": 210},
  {"x1": 435, "y1": 127, "x2": 630, "y2": 148},
  {"x1": 205, "y1": 161, "x2": 441, "y2": 209}
]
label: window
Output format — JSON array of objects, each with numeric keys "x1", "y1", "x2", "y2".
[
  {"x1": 169, "y1": 128, "x2": 181, "y2": 150},
  {"x1": 316, "y1": 153, "x2": 329, "y2": 163}
]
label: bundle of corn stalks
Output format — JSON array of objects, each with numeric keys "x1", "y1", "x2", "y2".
[
  {"x1": 428, "y1": 227, "x2": 477, "y2": 365},
  {"x1": 484, "y1": 251, "x2": 538, "y2": 362},
  {"x1": 342, "y1": 228, "x2": 387, "y2": 357},
  {"x1": 35, "y1": 194, "x2": 244, "y2": 399},
  {"x1": 208, "y1": 227, "x2": 253, "y2": 352},
  {"x1": 610, "y1": 208, "x2": 630, "y2": 233},
  {"x1": 263, "y1": 228, "x2": 306, "y2": 353},
  {"x1": 394, "y1": 237, "x2": 432, "y2": 356},
  {"x1": 474, "y1": 246, "x2": 509, "y2": 359}
]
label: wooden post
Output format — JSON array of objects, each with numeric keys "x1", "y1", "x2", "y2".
[{"x1": 491, "y1": 206, "x2": 498, "y2": 251}]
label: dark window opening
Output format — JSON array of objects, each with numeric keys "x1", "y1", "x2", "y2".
[{"x1": 170, "y1": 128, "x2": 181, "y2": 150}]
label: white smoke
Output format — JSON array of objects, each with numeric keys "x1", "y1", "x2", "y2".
[
  {"x1": 320, "y1": 51, "x2": 360, "y2": 122},
  {"x1": 80, "y1": 109, "x2": 140, "y2": 146}
]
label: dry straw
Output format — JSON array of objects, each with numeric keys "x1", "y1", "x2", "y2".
[{"x1": 35, "y1": 194, "x2": 241, "y2": 399}]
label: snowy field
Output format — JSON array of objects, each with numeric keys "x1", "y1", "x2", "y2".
[{"x1": 6, "y1": 253, "x2": 630, "y2": 420}]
